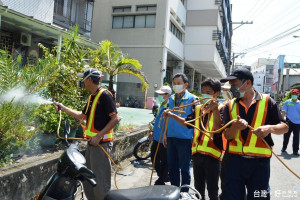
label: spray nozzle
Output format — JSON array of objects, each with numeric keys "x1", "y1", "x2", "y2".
[{"x1": 51, "y1": 101, "x2": 61, "y2": 111}]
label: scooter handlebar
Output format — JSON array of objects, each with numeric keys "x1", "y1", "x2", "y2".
[{"x1": 86, "y1": 177, "x2": 97, "y2": 187}]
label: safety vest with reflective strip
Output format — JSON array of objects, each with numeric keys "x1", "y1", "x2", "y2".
[
  {"x1": 228, "y1": 94, "x2": 271, "y2": 157},
  {"x1": 192, "y1": 105, "x2": 225, "y2": 161},
  {"x1": 82, "y1": 89, "x2": 114, "y2": 142}
]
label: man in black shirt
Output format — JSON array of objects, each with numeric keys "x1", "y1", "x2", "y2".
[
  {"x1": 220, "y1": 69, "x2": 288, "y2": 200},
  {"x1": 164, "y1": 78, "x2": 225, "y2": 200},
  {"x1": 57, "y1": 68, "x2": 119, "y2": 200}
]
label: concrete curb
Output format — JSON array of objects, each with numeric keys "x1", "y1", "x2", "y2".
[{"x1": 0, "y1": 126, "x2": 149, "y2": 200}]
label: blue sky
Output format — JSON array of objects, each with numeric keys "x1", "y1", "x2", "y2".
[{"x1": 231, "y1": 0, "x2": 300, "y2": 65}]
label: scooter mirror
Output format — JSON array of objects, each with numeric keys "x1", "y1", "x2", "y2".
[{"x1": 64, "y1": 120, "x2": 71, "y2": 145}]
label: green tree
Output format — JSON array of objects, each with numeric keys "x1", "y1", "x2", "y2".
[
  {"x1": 90, "y1": 40, "x2": 149, "y2": 94},
  {"x1": 35, "y1": 26, "x2": 90, "y2": 133}
]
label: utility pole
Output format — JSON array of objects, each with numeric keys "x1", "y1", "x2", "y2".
[
  {"x1": 232, "y1": 21, "x2": 253, "y2": 31},
  {"x1": 229, "y1": 21, "x2": 253, "y2": 73},
  {"x1": 232, "y1": 52, "x2": 245, "y2": 72}
]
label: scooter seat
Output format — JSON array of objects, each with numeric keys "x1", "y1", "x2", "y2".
[{"x1": 104, "y1": 185, "x2": 180, "y2": 200}]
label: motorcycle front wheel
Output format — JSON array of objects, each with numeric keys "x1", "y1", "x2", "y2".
[{"x1": 133, "y1": 140, "x2": 152, "y2": 160}]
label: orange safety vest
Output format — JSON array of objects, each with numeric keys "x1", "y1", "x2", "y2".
[
  {"x1": 228, "y1": 94, "x2": 271, "y2": 157},
  {"x1": 192, "y1": 105, "x2": 226, "y2": 161},
  {"x1": 81, "y1": 88, "x2": 114, "y2": 142}
]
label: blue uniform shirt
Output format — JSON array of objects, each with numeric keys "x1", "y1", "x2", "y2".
[
  {"x1": 153, "y1": 102, "x2": 168, "y2": 143},
  {"x1": 282, "y1": 99, "x2": 300, "y2": 124},
  {"x1": 167, "y1": 90, "x2": 197, "y2": 139}
]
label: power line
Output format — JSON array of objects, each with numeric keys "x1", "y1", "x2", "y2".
[
  {"x1": 246, "y1": 0, "x2": 272, "y2": 21},
  {"x1": 244, "y1": 38, "x2": 300, "y2": 58},
  {"x1": 242, "y1": 24, "x2": 300, "y2": 53},
  {"x1": 245, "y1": 0, "x2": 300, "y2": 45},
  {"x1": 241, "y1": 0, "x2": 263, "y2": 21}
]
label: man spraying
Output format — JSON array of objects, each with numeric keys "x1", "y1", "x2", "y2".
[{"x1": 56, "y1": 68, "x2": 120, "y2": 200}]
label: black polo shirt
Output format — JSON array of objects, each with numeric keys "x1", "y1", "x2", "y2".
[
  {"x1": 185, "y1": 107, "x2": 224, "y2": 151},
  {"x1": 222, "y1": 90, "x2": 286, "y2": 146},
  {"x1": 82, "y1": 89, "x2": 117, "y2": 132}
]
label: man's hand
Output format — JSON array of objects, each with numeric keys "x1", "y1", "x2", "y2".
[
  {"x1": 148, "y1": 132, "x2": 153, "y2": 141},
  {"x1": 203, "y1": 100, "x2": 218, "y2": 113},
  {"x1": 163, "y1": 110, "x2": 174, "y2": 118},
  {"x1": 55, "y1": 102, "x2": 67, "y2": 112},
  {"x1": 232, "y1": 116, "x2": 248, "y2": 130},
  {"x1": 252, "y1": 125, "x2": 271, "y2": 138},
  {"x1": 88, "y1": 134, "x2": 102, "y2": 146},
  {"x1": 163, "y1": 135, "x2": 167, "y2": 148}
]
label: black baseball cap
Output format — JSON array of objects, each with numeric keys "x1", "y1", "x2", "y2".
[
  {"x1": 78, "y1": 68, "x2": 103, "y2": 79},
  {"x1": 220, "y1": 68, "x2": 253, "y2": 83}
]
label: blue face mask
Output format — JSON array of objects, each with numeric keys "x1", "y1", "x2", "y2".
[
  {"x1": 201, "y1": 94, "x2": 214, "y2": 103},
  {"x1": 291, "y1": 95, "x2": 298, "y2": 100},
  {"x1": 157, "y1": 95, "x2": 165, "y2": 103}
]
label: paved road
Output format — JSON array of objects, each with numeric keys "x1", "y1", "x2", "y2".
[{"x1": 110, "y1": 134, "x2": 300, "y2": 199}]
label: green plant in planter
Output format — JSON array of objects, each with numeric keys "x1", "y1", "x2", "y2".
[{"x1": 0, "y1": 100, "x2": 35, "y2": 167}]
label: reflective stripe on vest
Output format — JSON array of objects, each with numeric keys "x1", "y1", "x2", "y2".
[
  {"x1": 83, "y1": 89, "x2": 114, "y2": 142},
  {"x1": 228, "y1": 94, "x2": 271, "y2": 157},
  {"x1": 192, "y1": 105, "x2": 224, "y2": 160}
]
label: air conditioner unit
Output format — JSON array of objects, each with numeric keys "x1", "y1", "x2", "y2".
[{"x1": 20, "y1": 32, "x2": 31, "y2": 46}]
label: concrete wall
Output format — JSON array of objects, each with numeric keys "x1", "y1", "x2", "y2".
[
  {"x1": 116, "y1": 47, "x2": 164, "y2": 98},
  {"x1": 0, "y1": 127, "x2": 149, "y2": 200},
  {"x1": 2, "y1": 0, "x2": 54, "y2": 23}
]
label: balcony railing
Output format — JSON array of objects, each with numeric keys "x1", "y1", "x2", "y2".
[{"x1": 53, "y1": 0, "x2": 94, "y2": 33}]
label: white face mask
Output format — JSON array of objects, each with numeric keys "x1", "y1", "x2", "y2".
[{"x1": 173, "y1": 85, "x2": 184, "y2": 94}]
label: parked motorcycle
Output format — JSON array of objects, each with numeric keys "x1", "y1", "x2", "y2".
[
  {"x1": 133, "y1": 106, "x2": 157, "y2": 160},
  {"x1": 36, "y1": 120, "x2": 96, "y2": 200},
  {"x1": 133, "y1": 104, "x2": 158, "y2": 160}
]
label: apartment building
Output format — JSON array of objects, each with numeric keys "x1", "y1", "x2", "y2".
[
  {"x1": 91, "y1": 0, "x2": 232, "y2": 106},
  {"x1": 252, "y1": 65, "x2": 273, "y2": 93},
  {"x1": 0, "y1": 0, "x2": 96, "y2": 65}
]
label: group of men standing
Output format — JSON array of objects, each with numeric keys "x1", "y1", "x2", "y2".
[
  {"x1": 149, "y1": 68, "x2": 296, "y2": 200},
  {"x1": 57, "y1": 67, "x2": 299, "y2": 200}
]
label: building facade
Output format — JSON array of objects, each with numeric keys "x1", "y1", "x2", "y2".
[
  {"x1": 91, "y1": 0, "x2": 232, "y2": 106},
  {"x1": 252, "y1": 65, "x2": 273, "y2": 93},
  {"x1": 282, "y1": 63, "x2": 300, "y2": 92},
  {"x1": 0, "y1": 0, "x2": 96, "y2": 65}
]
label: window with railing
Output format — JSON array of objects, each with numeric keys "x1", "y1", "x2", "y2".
[
  {"x1": 53, "y1": 0, "x2": 94, "y2": 33},
  {"x1": 169, "y1": 21, "x2": 183, "y2": 42}
]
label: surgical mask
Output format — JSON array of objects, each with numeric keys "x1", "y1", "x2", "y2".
[
  {"x1": 230, "y1": 80, "x2": 250, "y2": 98},
  {"x1": 173, "y1": 85, "x2": 184, "y2": 94},
  {"x1": 157, "y1": 95, "x2": 165, "y2": 103},
  {"x1": 230, "y1": 86, "x2": 245, "y2": 99},
  {"x1": 222, "y1": 91, "x2": 233, "y2": 100},
  {"x1": 201, "y1": 94, "x2": 213, "y2": 103},
  {"x1": 291, "y1": 95, "x2": 298, "y2": 100}
]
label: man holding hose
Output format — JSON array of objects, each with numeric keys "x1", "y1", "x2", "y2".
[
  {"x1": 164, "y1": 78, "x2": 226, "y2": 200},
  {"x1": 148, "y1": 85, "x2": 172, "y2": 185},
  {"x1": 220, "y1": 68, "x2": 288, "y2": 200},
  {"x1": 56, "y1": 68, "x2": 120, "y2": 200}
]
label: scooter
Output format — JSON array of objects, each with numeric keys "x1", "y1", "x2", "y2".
[
  {"x1": 36, "y1": 120, "x2": 96, "y2": 200},
  {"x1": 133, "y1": 119, "x2": 154, "y2": 160},
  {"x1": 105, "y1": 184, "x2": 200, "y2": 200}
]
